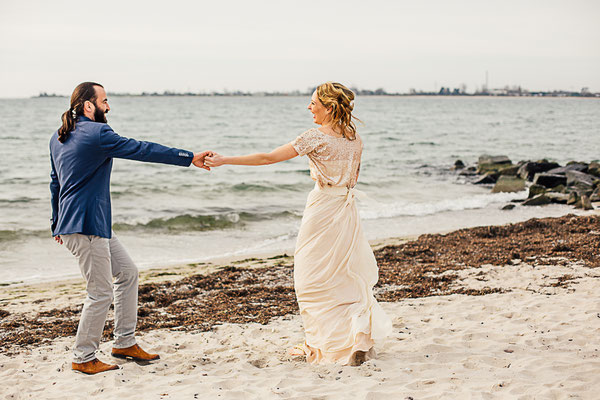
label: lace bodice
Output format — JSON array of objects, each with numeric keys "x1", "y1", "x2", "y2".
[{"x1": 291, "y1": 128, "x2": 363, "y2": 188}]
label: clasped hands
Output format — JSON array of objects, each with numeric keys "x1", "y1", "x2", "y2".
[{"x1": 192, "y1": 151, "x2": 225, "y2": 170}]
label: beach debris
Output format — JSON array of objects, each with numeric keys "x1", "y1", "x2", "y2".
[{"x1": 1, "y1": 215, "x2": 599, "y2": 354}]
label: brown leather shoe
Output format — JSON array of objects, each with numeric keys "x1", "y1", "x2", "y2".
[
  {"x1": 111, "y1": 344, "x2": 160, "y2": 362},
  {"x1": 72, "y1": 358, "x2": 120, "y2": 375}
]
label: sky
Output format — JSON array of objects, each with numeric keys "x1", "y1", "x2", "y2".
[{"x1": 1, "y1": 0, "x2": 599, "y2": 97}]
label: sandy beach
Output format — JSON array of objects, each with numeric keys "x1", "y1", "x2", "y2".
[{"x1": 1, "y1": 214, "x2": 599, "y2": 399}]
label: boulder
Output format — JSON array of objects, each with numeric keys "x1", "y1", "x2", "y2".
[
  {"x1": 523, "y1": 194, "x2": 551, "y2": 206},
  {"x1": 473, "y1": 174, "x2": 497, "y2": 184},
  {"x1": 528, "y1": 184, "x2": 547, "y2": 198},
  {"x1": 533, "y1": 173, "x2": 567, "y2": 188},
  {"x1": 479, "y1": 155, "x2": 511, "y2": 165},
  {"x1": 547, "y1": 162, "x2": 588, "y2": 175},
  {"x1": 567, "y1": 192, "x2": 579, "y2": 205},
  {"x1": 574, "y1": 195, "x2": 594, "y2": 210},
  {"x1": 491, "y1": 176, "x2": 526, "y2": 193},
  {"x1": 452, "y1": 159, "x2": 465, "y2": 170},
  {"x1": 477, "y1": 155, "x2": 512, "y2": 174},
  {"x1": 517, "y1": 161, "x2": 561, "y2": 181},
  {"x1": 545, "y1": 192, "x2": 569, "y2": 204},
  {"x1": 590, "y1": 188, "x2": 600, "y2": 202},
  {"x1": 566, "y1": 170, "x2": 598, "y2": 192},
  {"x1": 498, "y1": 165, "x2": 520, "y2": 176},
  {"x1": 588, "y1": 161, "x2": 600, "y2": 177}
]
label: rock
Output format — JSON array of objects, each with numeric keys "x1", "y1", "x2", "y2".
[
  {"x1": 522, "y1": 194, "x2": 551, "y2": 206},
  {"x1": 517, "y1": 161, "x2": 561, "y2": 181},
  {"x1": 588, "y1": 161, "x2": 600, "y2": 177},
  {"x1": 574, "y1": 195, "x2": 594, "y2": 210},
  {"x1": 533, "y1": 173, "x2": 567, "y2": 188},
  {"x1": 591, "y1": 188, "x2": 600, "y2": 202},
  {"x1": 547, "y1": 162, "x2": 588, "y2": 175},
  {"x1": 473, "y1": 174, "x2": 497, "y2": 184},
  {"x1": 492, "y1": 176, "x2": 526, "y2": 193},
  {"x1": 501, "y1": 204, "x2": 516, "y2": 210},
  {"x1": 545, "y1": 192, "x2": 569, "y2": 204},
  {"x1": 498, "y1": 165, "x2": 520, "y2": 176},
  {"x1": 477, "y1": 155, "x2": 512, "y2": 174},
  {"x1": 528, "y1": 184, "x2": 547, "y2": 198},
  {"x1": 566, "y1": 170, "x2": 598, "y2": 192},
  {"x1": 567, "y1": 192, "x2": 579, "y2": 205},
  {"x1": 550, "y1": 184, "x2": 566, "y2": 193},
  {"x1": 479, "y1": 155, "x2": 511, "y2": 165},
  {"x1": 452, "y1": 159, "x2": 465, "y2": 170}
]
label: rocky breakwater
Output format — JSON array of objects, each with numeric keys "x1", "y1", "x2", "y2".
[{"x1": 453, "y1": 156, "x2": 600, "y2": 210}]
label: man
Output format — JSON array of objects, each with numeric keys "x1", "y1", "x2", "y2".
[{"x1": 49, "y1": 82, "x2": 210, "y2": 375}]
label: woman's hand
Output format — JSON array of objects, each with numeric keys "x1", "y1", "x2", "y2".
[{"x1": 205, "y1": 153, "x2": 226, "y2": 167}]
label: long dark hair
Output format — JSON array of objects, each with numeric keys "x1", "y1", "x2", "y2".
[{"x1": 57, "y1": 82, "x2": 103, "y2": 143}]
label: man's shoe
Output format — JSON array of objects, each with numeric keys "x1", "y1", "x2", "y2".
[
  {"x1": 111, "y1": 344, "x2": 160, "y2": 362},
  {"x1": 72, "y1": 358, "x2": 120, "y2": 375}
]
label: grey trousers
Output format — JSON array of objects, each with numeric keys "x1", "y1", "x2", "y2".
[{"x1": 62, "y1": 232, "x2": 138, "y2": 363}]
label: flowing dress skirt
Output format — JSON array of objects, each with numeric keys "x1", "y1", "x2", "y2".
[{"x1": 294, "y1": 184, "x2": 392, "y2": 365}]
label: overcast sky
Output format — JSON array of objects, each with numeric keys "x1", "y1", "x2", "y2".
[{"x1": 1, "y1": 0, "x2": 599, "y2": 97}]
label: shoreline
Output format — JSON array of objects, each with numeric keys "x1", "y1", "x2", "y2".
[
  {"x1": 3, "y1": 201, "x2": 597, "y2": 288},
  {"x1": 1, "y1": 213, "x2": 598, "y2": 351},
  {"x1": 0, "y1": 236, "x2": 415, "y2": 316}
]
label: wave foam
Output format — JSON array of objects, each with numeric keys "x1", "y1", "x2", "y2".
[{"x1": 360, "y1": 191, "x2": 526, "y2": 219}]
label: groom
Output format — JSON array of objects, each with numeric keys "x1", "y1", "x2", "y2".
[{"x1": 49, "y1": 82, "x2": 210, "y2": 375}]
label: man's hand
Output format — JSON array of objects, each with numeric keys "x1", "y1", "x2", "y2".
[
  {"x1": 192, "y1": 151, "x2": 213, "y2": 170},
  {"x1": 204, "y1": 153, "x2": 225, "y2": 167},
  {"x1": 54, "y1": 235, "x2": 63, "y2": 245}
]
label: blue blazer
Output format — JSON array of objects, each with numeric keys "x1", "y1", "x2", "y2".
[{"x1": 49, "y1": 116, "x2": 194, "y2": 238}]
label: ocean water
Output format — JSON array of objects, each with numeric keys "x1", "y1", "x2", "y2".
[{"x1": 0, "y1": 96, "x2": 598, "y2": 285}]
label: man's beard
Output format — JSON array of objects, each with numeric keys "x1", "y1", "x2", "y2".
[{"x1": 93, "y1": 104, "x2": 108, "y2": 123}]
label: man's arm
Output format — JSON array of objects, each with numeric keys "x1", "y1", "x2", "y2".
[{"x1": 98, "y1": 125, "x2": 196, "y2": 167}]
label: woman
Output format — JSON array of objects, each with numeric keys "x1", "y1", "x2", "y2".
[{"x1": 205, "y1": 82, "x2": 392, "y2": 365}]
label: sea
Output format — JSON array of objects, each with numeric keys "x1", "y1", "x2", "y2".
[{"x1": 0, "y1": 95, "x2": 598, "y2": 286}]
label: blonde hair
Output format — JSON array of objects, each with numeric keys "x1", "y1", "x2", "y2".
[{"x1": 316, "y1": 82, "x2": 360, "y2": 140}]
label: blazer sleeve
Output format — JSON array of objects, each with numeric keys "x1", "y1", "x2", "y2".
[
  {"x1": 98, "y1": 125, "x2": 194, "y2": 167},
  {"x1": 49, "y1": 152, "x2": 60, "y2": 233}
]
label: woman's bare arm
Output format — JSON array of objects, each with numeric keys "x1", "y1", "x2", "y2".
[{"x1": 205, "y1": 143, "x2": 298, "y2": 167}]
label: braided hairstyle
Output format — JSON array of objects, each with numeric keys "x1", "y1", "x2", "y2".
[
  {"x1": 57, "y1": 82, "x2": 103, "y2": 143},
  {"x1": 316, "y1": 82, "x2": 360, "y2": 140}
]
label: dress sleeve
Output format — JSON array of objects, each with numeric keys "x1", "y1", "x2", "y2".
[{"x1": 291, "y1": 129, "x2": 322, "y2": 157}]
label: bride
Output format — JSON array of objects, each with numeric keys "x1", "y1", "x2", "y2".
[{"x1": 205, "y1": 82, "x2": 391, "y2": 365}]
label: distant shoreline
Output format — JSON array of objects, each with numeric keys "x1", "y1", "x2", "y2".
[{"x1": 27, "y1": 91, "x2": 600, "y2": 99}]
